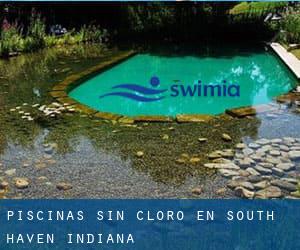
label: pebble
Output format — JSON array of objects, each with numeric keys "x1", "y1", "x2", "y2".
[
  {"x1": 219, "y1": 169, "x2": 240, "y2": 177},
  {"x1": 204, "y1": 163, "x2": 239, "y2": 170},
  {"x1": 14, "y1": 178, "x2": 29, "y2": 189},
  {"x1": 136, "y1": 151, "x2": 144, "y2": 158},
  {"x1": 222, "y1": 133, "x2": 232, "y2": 142},
  {"x1": 208, "y1": 152, "x2": 222, "y2": 160},
  {"x1": 5, "y1": 169, "x2": 16, "y2": 176},
  {"x1": 162, "y1": 134, "x2": 169, "y2": 140},
  {"x1": 198, "y1": 138, "x2": 207, "y2": 143},
  {"x1": 235, "y1": 143, "x2": 246, "y2": 149},
  {"x1": 56, "y1": 182, "x2": 73, "y2": 191},
  {"x1": 216, "y1": 188, "x2": 226, "y2": 195},
  {"x1": 253, "y1": 181, "x2": 269, "y2": 190},
  {"x1": 227, "y1": 180, "x2": 254, "y2": 190},
  {"x1": 249, "y1": 143, "x2": 260, "y2": 149},
  {"x1": 189, "y1": 157, "x2": 201, "y2": 164},
  {"x1": 191, "y1": 187, "x2": 202, "y2": 195},
  {"x1": 0, "y1": 181, "x2": 9, "y2": 189},
  {"x1": 242, "y1": 148, "x2": 254, "y2": 156},
  {"x1": 269, "y1": 150, "x2": 281, "y2": 156}
]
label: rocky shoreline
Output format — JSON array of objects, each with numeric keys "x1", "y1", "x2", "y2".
[{"x1": 205, "y1": 137, "x2": 300, "y2": 199}]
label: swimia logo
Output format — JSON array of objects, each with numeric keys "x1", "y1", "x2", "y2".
[{"x1": 99, "y1": 76, "x2": 240, "y2": 102}]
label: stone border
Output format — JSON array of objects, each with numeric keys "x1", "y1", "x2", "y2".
[{"x1": 50, "y1": 50, "x2": 300, "y2": 123}]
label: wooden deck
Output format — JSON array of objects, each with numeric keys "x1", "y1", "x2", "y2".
[{"x1": 270, "y1": 42, "x2": 300, "y2": 79}]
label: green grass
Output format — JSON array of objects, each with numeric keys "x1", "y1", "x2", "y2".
[{"x1": 291, "y1": 49, "x2": 300, "y2": 60}]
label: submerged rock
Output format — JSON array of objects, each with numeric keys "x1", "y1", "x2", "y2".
[{"x1": 222, "y1": 133, "x2": 232, "y2": 142}]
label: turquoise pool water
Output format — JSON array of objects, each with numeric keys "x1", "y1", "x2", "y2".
[{"x1": 69, "y1": 47, "x2": 297, "y2": 116}]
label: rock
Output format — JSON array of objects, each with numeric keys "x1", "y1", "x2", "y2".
[
  {"x1": 234, "y1": 187, "x2": 254, "y2": 199},
  {"x1": 288, "y1": 151, "x2": 300, "y2": 160},
  {"x1": 136, "y1": 151, "x2": 144, "y2": 158},
  {"x1": 255, "y1": 186, "x2": 282, "y2": 199},
  {"x1": 242, "y1": 148, "x2": 254, "y2": 156},
  {"x1": 175, "y1": 158, "x2": 186, "y2": 164},
  {"x1": 212, "y1": 158, "x2": 232, "y2": 164},
  {"x1": 204, "y1": 163, "x2": 239, "y2": 170},
  {"x1": 249, "y1": 143, "x2": 260, "y2": 149},
  {"x1": 208, "y1": 152, "x2": 222, "y2": 160},
  {"x1": 250, "y1": 154, "x2": 264, "y2": 162},
  {"x1": 238, "y1": 169, "x2": 251, "y2": 177},
  {"x1": 256, "y1": 138, "x2": 270, "y2": 145},
  {"x1": 253, "y1": 181, "x2": 269, "y2": 190},
  {"x1": 56, "y1": 182, "x2": 72, "y2": 191},
  {"x1": 258, "y1": 162, "x2": 272, "y2": 168},
  {"x1": 246, "y1": 167, "x2": 260, "y2": 176},
  {"x1": 281, "y1": 178, "x2": 298, "y2": 185},
  {"x1": 271, "y1": 180, "x2": 297, "y2": 192},
  {"x1": 216, "y1": 188, "x2": 226, "y2": 195},
  {"x1": 276, "y1": 163, "x2": 295, "y2": 171},
  {"x1": 272, "y1": 167, "x2": 285, "y2": 177},
  {"x1": 271, "y1": 138, "x2": 283, "y2": 144},
  {"x1": 283, "y1": 137, "x2": 296, "y2": 144},
  {"x1": 0, "y1": 181, "x2": 9, "y2": 189},
  {"x1": 190, "y1": 157, "x2": 201, "y2": 164},
  {"x1": 257, "y1": 145, "x2": 272, "y2": 154},
  {"x1": 254, "y1": 165, "x2": 272, "y2": 175},
  {"x1": 219, "y1": 169, "x2": 240, "y2": 177},
  {"x1": 5, "y1": 169, "x2": 16, "y2": 176},
  {"x1": 265, "y1": 157, "x2": 282, "y2": 165},
  {"x1": 220, "y1": 150, "x2": 235, "y2": 159},
  {"x1": 235, "y1": 143, "x2": 246, "y2": 149},
  {"x1": 14, "y1": 178, "x2": 29, "y2": 189},
  {"x1": 269, "y1": 150, "x2": 281, "y2": 156},
  {"x1": 238, "y1": 158, "x2": 254, "y2": 169},
  {"x1": 222, "y1": 133, "x2": 232, "y2": 142},
  {"x1": 191, "y1": 187, "x2": 202, "y2": 195},
  {"x1": 279, "y1": 145, "x2": 289, "y2": 152},
  {"x1": 162, "y1": 134, "x2": 169, "y2": 140},
  {"x1": 227, "y1": 180, "x2": 254, "y2": 190},
  {"x1": 198, "y1": 138, "x2": 207, "y2": 143},
  {"x1": 248, "y1": 175, "x2": 262, "y2": 183}
]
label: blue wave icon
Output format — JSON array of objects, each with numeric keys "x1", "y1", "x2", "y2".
[{"x1": 99, "y1": 76, "x2": 167, "y2": 102}]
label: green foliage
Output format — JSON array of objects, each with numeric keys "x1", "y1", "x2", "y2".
[
  {"x1": 24, "y1": 14, "x2": 46, "y2": 51},
  {"x1": 78, "y1": 24, "x2": 109, "y2": 43},
  {"x1": 125, "y1": 4, "x2": 175, "y2": 33},
  {"x1": 229, "y1": 2, "x2": 287, "y2": 15},
  {"x1": 0, "y1": 25, "x2": 23, "y2": 57},
  {"x1": 280, "y1": 14, "x2": 300, "y2": 44}
]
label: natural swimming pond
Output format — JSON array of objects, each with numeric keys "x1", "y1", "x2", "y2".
[{"x1": 69, "y1": 46, "x2": 297, "y2": 116}]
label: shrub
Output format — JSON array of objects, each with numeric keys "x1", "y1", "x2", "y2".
[
  {"x1": 79, "y1": 24, "x2": 109, "y2": 43},
  {"x1": 280, "y1": 14, "x2": 300, "y2": 44},
  {"x1": 0, "y1": 21, "x2": 23, "y2": 57},
  {"x1": 25, "y1": 13, "x2": 46, "y2": 51}
]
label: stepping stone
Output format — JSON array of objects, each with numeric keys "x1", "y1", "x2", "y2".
[
  {"x1": 227, "y1": 180, "x2": 254, "y2": 190},
  {"x1": 248, "y1": 175, "x2": 263, "y2": 183},
  {"x1": 234, "y1": 187, "x2": 254, "y2": 199},
  {"x1": 255, "y1": 186, "x2": 282, "y2": 199},
  {"x1": 288, "y1": 151, "x2": 300, "y2": 160},
  {"x1": 276, "y1": 163, "x2": 295, "y2": 171},
  {"x1": 272, "y1": 167, "x2": 285, "y2": 177},
  {"x1": 242, "y1": 148, "x2": 254, "y2": 156},
  {"x1": 281, "y1": 178, "x2": 298, "y2": 185},
  {"x1": 259, "y1": 162, "x2": 274, "y2": 169},
  {"x1": 271, "y1": 139, "x2": 283, "y2": 144},
  {"x1": 249, "y1": 143, "x2": 260, "y2": 149},
  {"x1": 255, "y1": 165, "x2": 272, "y2": 175},
  {"x1": 271, "y1": 180, "x2": 297, "y2": 192},
  {"x1": 279, "y1": 145, "x2": 290, "y2": 152},
  {"x1": 269, "y1": 150, "x2": 281, "y2": 156},
  {"x1": 246, "y1": 167, "x2": 260, "y2": 176},
  {"x1": 204, "y1": 163, "x2": 239, "y2": 170},
  {"x1": 235, "y1": 143, "x2": 246, "y2": 149},
  {"x1": 256, "y1": 138, "x2": 270, "y2": 145},
  {"x1": 265, "y1": 157, "x2": 282, "y2": 165},
  {"x1": 238, "y1": 158, "x2": 255, "y2": 169},
  {"x1": 219, "y1": 169, "x2": 240, "y2": 178},
  {"x1": 254, "y1": 180, "x2": 270, "y2": 190}
]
